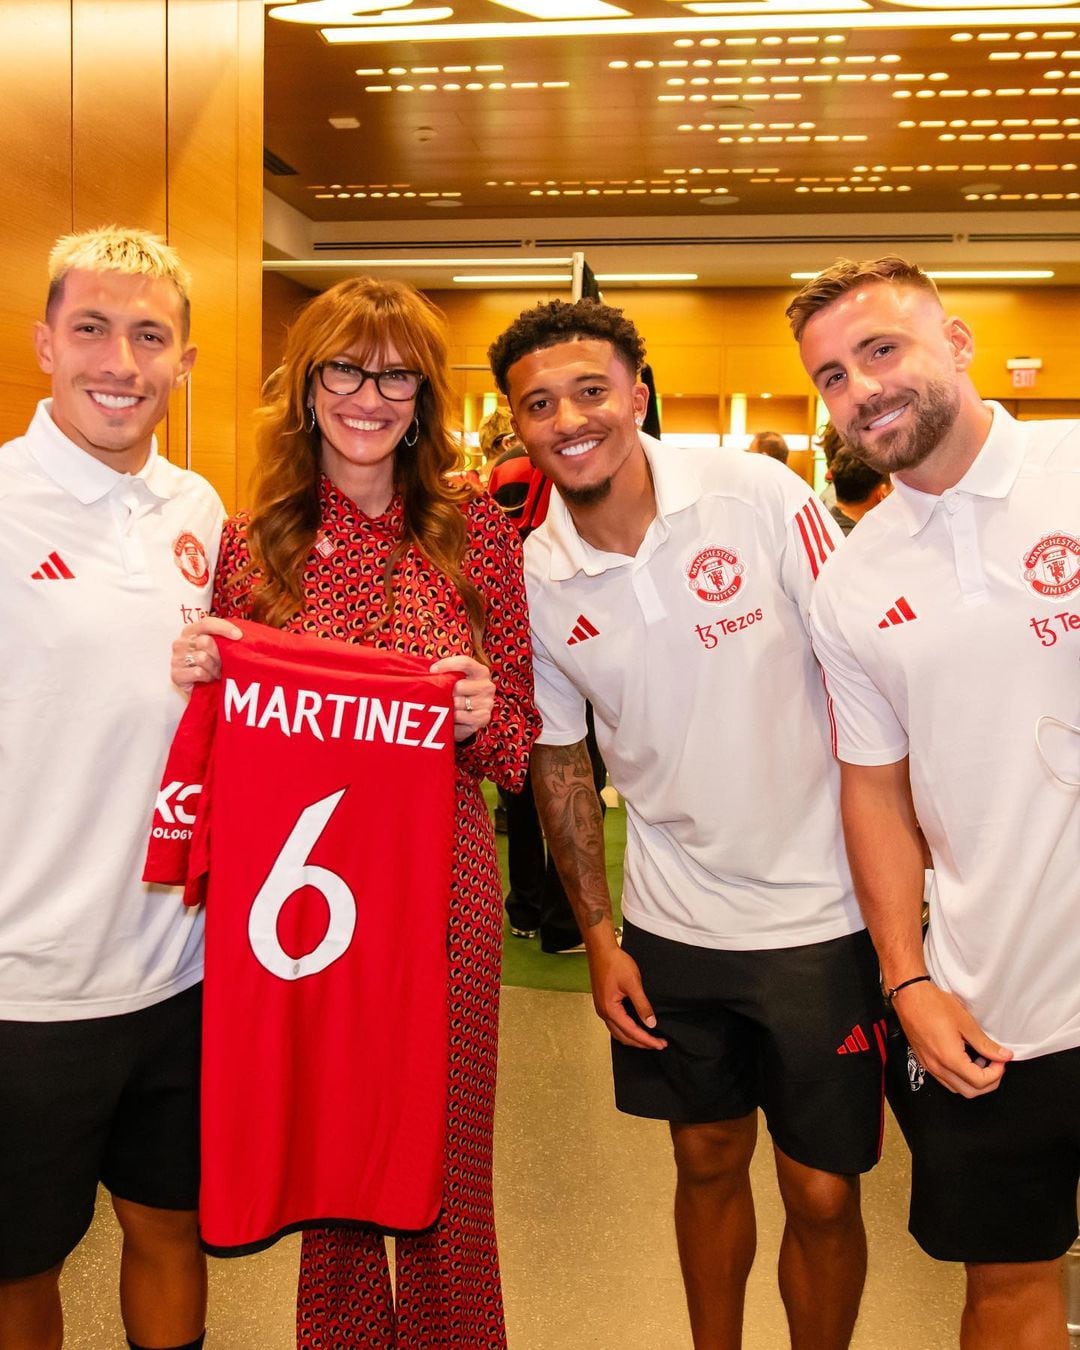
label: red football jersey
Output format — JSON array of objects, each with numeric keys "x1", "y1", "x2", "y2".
[{"x1": 145, "y1": 621, "x2": 458, "y2": 1255}]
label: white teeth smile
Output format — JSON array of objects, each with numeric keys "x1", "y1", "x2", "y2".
[
  {"x1": 342, "y1": 418, "x2": 383, "y2": 431},
  {"x1": 91, "y1": 393, "x2": 139, "y2": 410},
  {"x1": 867, "y1": 405, "x2": 905, "y2": 431},
  {"x1": 559, "y1": 439, "x2": 599, "y2": 458}
]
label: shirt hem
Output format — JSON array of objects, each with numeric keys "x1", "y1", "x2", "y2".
[
  {"x1": 622, "y1": 904, "x2": 866, "y2": 952},
  {"x1": 0, "y1": 965, "x2": 204, "y2": 1022}
]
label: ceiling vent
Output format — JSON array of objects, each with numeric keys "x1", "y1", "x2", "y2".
[{"x1": 264, "y1": 148, "x2": 298, "y2": 176}]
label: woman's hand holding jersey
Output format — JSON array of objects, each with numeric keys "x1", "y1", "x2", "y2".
[{"x1": 171, "y1": 616, "x2": 243, "y2": 688}]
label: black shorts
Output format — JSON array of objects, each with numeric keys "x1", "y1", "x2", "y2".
[
  {"x1": 0, "y1": 983, "x2": 202, "y2": 1280},
  {"x1": 613, "y1": 923, "x2": 887, "y2": 1175},
  {"x1": 886, "y1": 1023, "x2": 1080, "y2": 1264}
]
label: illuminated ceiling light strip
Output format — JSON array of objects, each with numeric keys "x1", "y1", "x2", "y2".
[
  {"x1": 317, "y1": 11, "x2": 1080, "y2": 44},
  {"x1": 453, "y1": 274, "x2": 574, "y2": 282},
  {"x1": 263, "y1": 258, "x2": 576, "y2": 269},
  {"x1": 595, "y1": 272, "x2": 699, "y2": 281},
  {"x1": 791, "y1": 269, "x2": 1056, "y2": 280},
  {"x1": 452, "y1": 273, "x2": 700, "y2": 283}
]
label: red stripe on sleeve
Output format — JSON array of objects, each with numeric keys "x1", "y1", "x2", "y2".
[
  {"x1": 794, "y1": 510, "x2": 821, "y2": 579},
  {"x1": 896, "y1": 596, "x2": 916, "y2": 621},
  {"x1": 806, "y1": 497, "x2": 837, "y2": 556},
  {"x1": 801, "y1": 500, "x2": 834, "y2": 568}
]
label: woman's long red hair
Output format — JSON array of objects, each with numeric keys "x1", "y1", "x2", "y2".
[{"x1": 224, "y1": 277, "x2": 485, "y2": 649}]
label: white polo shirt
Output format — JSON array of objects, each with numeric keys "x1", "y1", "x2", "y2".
[
  {"x1": 810, "y1": 404, "x2": 1080, "y2": 1060},
  {"x1": 526, "y1": 434, "x2": 862, "y2": 951},
  {"x1": 0, "y1": 400, "x2": 224, "y2": 1020}
]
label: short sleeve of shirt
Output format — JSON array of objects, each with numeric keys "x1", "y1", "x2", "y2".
[
  {"x1": 532, "y1": 627, "x2": 588, "y2": 746},
  {"x1": 809, "y1": 581, "x2": 909, "y2": 767}
]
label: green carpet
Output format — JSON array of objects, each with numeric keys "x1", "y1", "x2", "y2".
[{"x1": 481, "y1": 782, "x2": 624, "y2": 993}]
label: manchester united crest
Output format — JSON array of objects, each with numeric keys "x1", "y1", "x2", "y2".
[
  {"x1": 173, "y1": 532, "x2": 210, "y2": 588},
  {"x1": 1021, "y1": 531, "x2": 1080, "y2": 600},
  {"x1": 686, "y1": 546, "x2": 745, "y2": 605}
]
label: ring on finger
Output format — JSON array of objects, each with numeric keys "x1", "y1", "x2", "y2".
[
  {"x1": 184, "y1": 652, "x2": 197, "y2": 668},
  {"x1": 464, "y1": 695, "x2": 473, "y2": 713}
]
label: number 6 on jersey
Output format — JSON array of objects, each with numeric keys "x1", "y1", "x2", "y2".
[{"x1": 248, "y1": 788, "x2": 356, "y2": 981}]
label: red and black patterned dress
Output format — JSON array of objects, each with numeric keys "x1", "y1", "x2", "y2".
[{"x1": 213, "y1": 478, "x2": 540, "y2": 1349}]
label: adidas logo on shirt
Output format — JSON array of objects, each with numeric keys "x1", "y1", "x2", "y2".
[
  {"x1": 566, "y1": 614, "x2": 600, "y2": 646},
  {"x1": 878, "y1": 596, "x2": 917, "y2": 629},
  {"x1": 30, "y1": 551, "x2": 76, "y2": 581}
]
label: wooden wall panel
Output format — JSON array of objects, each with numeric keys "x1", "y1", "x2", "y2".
[
  {"x1": 166, "y1": 0, "x2": 240, "y2": 503},
  {"x1": 0, "y1": 2, "x2": 72, "y2": 442},
  {"x1": 71, "y1": 0, "x2": 167, "y2": 232},
  {"x1": 0, "y1": 2, "x2": 262, "y2": 510},
  {"x1": 165, "y1": 0, "x2": 262, "y2": 511},
  {"x1": 426, "y1": 284, "x2": 1080, "y2": 434},
  {"x1": 262, "y1": 272, "x2": 316, "y2": 386},
  {"x1": 235, "y1": 0, "x2": 267, "y2": 507}
]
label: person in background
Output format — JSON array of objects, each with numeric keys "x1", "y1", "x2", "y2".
[
  {"x1": 748, "y1": 429, "x2": 790, "y2": 464},
  {"x1": 471, "y1": 405, "x2": 515, "y2": 488},
  {"x1": 483, "y1": 407, "x2": 533, "y2": 520},
  {"x1": 791, "y1": 254, "x2": 1079, "y2": 1350},
  {"x1": 175, "y1": 276, "x2": 539, "y2": 1349},
  {"x1": 0, "y1": 227, "x2": 223, "y2": 1350},
  {"x1": 490, "y1": 296, "x2": 885, "y2": 1350},
  {"x1": 817, "y1": 421, "x2": 842, "y2": 508},
  {"x1": 828, "y1": 445, "x2": 890, "y2": 535}
]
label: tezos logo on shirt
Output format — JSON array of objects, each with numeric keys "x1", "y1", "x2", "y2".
[
  {"x1": 686, "y1": 546, "x2": 745, "y2": 605},
  {"x1": 173, "y1": 532, "x2": 211, "y2": 588},
  {"x1": 1021, "y1": 531, "x2": 1080, "y2": 600}
]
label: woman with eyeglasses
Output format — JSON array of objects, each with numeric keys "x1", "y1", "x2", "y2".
[{"x1": 173, "y1": 277, "x2": 539, "y2": 1348}]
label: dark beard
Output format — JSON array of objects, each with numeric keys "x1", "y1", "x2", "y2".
[
  {"x1": 846, "y1": 379, "x2": 960, "y2": 475},
  {"x1": 561, "y1": 477, "x2": 613, "y2": 507}
]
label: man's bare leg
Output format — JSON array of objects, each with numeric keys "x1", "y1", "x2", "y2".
[
  {"x1": 112, "y1": 1198, "x2": 205, "y2": 1349},
  {"x1": 774, "y1": 1146, "x2": 865, "y2": 1350},
  {"x1": 0, "y1": 1264, "x2": 64, "y2": 1350},
  {"x1": 961, "y1": 1259, "x2": 1069, "y2": 1350},
  {"x1": 670, "y1": 1113, "x2": 758, "y2": 1350}
]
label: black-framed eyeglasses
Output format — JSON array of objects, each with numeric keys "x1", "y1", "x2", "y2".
[{"x1": 317, "y1": 360, "x2": 425, "y2": 401}]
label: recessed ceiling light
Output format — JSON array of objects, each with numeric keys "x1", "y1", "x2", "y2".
[
  {"x1": 427, "y1": 198, "x2": 463, "y2": 208},
  {"x1": 701, "y1": 194, "x2": 739, "y2": 205},
  {"x1": 328, "y1": 116, "x2": 361, "y2": 129}
]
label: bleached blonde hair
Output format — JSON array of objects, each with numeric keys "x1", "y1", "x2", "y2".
[{"x1": 46, "y1": 226, "x2": 192, "y2": 340}]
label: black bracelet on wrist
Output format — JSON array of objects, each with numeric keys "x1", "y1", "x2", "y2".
[{"x1": 887, "y1": 974, "x2": 933, "y2": 1000}]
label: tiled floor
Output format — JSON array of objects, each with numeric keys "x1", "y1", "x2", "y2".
[{"x1": 63, "y1": 985, "x2": 1074, "y2": 1348}]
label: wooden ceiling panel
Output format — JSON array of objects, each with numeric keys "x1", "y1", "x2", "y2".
[{"x1": 264, "y1": 3, "x2": 1080, "y2": 226}]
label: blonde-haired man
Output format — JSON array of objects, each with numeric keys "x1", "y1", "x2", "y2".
[{"x1": 0, "y1": 228, "x2": 223, "y2": 1350}]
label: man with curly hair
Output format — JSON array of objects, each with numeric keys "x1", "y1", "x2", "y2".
[{"x1": 489, "y1": 298, "x2": 885, "y2": 1349}]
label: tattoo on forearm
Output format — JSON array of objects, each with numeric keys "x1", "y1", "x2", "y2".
[{"x1": 532, "y1": 742, "x2": 611, "y2": 929}]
